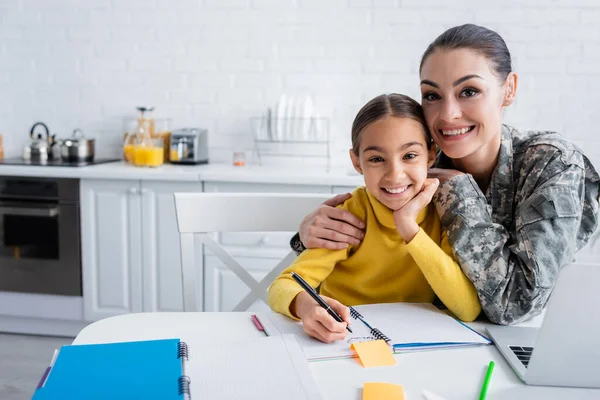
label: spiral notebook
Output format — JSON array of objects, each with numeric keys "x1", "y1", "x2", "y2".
[
  {"x1": 32, "y1": 338, "x2": 188, "y2": 400},
  {"x1": 32, "y1": 335, "x2": 321, "y2": 400},
  {"x1": 254, "y1": 302, "x2": 491, "y2": 361}
]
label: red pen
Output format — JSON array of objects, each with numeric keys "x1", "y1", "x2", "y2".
[{"x1": 251, "y1": 314, "x2": 264, "y2": 332}]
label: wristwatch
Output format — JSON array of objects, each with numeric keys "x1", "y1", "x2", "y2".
[{"x1": 289, "y1": 232, "x2": 306, "y2": 255}]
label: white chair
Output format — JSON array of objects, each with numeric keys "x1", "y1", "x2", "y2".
[{"x1": 173, "y1": 192, "x2": 332, "y2": 312}]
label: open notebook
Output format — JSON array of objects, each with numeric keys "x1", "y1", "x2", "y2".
[
  {"x1": 255, "y1": 302, "x2": 491, "y2": 361},
  {"x1": 33, "y1": 335, "x2": 322, "y2": 400}
]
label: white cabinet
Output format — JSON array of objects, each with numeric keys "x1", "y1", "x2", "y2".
[
  {"x1": 80, "y1": 180, "x2": 143, "y2": 322},
  {"x1": 81, "y1": 179, "x2": 203, "y2": 321},
  {"x1": 202, "y1": 182, "x2": 330, "y2": 312},
  {"x1": 140, "y1": 181, "x2": 204, "y2": 313}
]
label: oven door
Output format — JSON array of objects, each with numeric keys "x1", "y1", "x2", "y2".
[{"x1": 0, "y1": 200, "x2": 82, "y2": 296}]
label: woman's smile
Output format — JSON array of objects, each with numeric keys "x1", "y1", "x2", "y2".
[{"x1": 437, "y1": 125, "x2": 476, "y2": 142}]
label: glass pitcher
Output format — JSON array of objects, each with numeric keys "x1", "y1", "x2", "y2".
[{"x1": 123, "y1": 106, "x2": 155, "y2": 165}]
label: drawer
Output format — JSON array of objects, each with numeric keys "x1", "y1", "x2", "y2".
[
  {"x1": 218, "y1": 231, "x2": 295, "y2": 248},
  {"x1": 204, "y1": 181, "x2": 331, "y2": 194},
  {"x1": 332, "y1": 185, "x2": 360, "y2": 194},
  {"x1": 204, "y1": 254, "x2": 294, "y2": 312},
  {"x1": 205, "y1": 241, "x2": 293, "y2": 260}
]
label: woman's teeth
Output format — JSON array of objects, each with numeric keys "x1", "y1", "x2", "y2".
[
  {"x1": 441, "y1": 126, "x2": 474, "y2": 136},
  {"x1": 384, "y1": 186, "x2": 409, "y2": 194}
]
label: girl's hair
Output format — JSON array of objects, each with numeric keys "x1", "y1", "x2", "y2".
[
  {"x1": 351, "y1": 93, "x2": 430, "y2": 155},
  {"x1": 419, "y1": 23, "x2": 512, "y2": 81}
]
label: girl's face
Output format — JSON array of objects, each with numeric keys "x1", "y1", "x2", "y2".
[
  {"x1": 419, "y1": 48, "x2": 517, "y2": 162},
  {"x1": 350, "y1": 116, "x2": 435, "y2": 211}
]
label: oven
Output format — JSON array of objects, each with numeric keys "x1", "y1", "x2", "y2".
[{"x1": 0, "y1": 176, "x2": 82, "y2": 296}]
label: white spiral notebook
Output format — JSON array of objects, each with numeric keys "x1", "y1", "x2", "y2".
[
  {"x1": 254, "y1": 302, "x2": 491, "y2": 361},
  {"x1": 185, "y1": 334, "x2": 323, "y2": 399}
]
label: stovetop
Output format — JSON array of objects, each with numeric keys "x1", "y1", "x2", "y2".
[{"x1": 0, "y1": 158, "x2": 120, "y2": 167}]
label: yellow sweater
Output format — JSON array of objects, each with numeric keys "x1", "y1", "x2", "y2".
[{"x1": 268, "y1": 187, "x2": 481, "y2": 322}]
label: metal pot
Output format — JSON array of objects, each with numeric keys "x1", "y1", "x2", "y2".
[{"x1": 60, "y1": 129, "x2": 95, "y2": 162}]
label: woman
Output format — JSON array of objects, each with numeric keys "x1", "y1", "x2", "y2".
[{"x1": 292, "y1": 24, "x2": 600, "y2": 325}]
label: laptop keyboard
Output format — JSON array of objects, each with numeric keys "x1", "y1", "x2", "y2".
[{"x1": 509, "y1": 346, "x2": 534, "y2": 368}]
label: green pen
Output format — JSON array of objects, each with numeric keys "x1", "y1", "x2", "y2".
[{"x1": 479, "y1": 361, "x2": 495, "y2": 400}]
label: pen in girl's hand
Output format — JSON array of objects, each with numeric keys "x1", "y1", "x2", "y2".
[{"x1": 290, "y1": 272, "x2": 353, "y2": 333}]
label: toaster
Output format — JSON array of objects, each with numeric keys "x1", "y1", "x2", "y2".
[{"x1": 169, "y1": 128, "x2": 209, "y2": 165}]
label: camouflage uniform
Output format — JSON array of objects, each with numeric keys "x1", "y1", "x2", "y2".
[
  {"x1": 432, "y1": 125, "x2": 599, "y2": 324},
  {"x1": 291, "y1": 124, "x2": 599, "y2": 325}
]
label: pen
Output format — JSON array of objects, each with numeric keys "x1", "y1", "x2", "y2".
[
  {"x1": 290, "y1": 271, "x2": 353, "y2": 333},
  {"x1": 36, "y1": 349, "x2": 59, "y2": 389},
  {"x1": 479, "y1": 361, "x2": 495, "y2": 400}
]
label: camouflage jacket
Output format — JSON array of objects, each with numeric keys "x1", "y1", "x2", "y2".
[{"x1": 432, "y1": 125, "x2": 599, "y2": 324}]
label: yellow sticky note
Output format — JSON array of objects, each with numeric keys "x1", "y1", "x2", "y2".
[
  {"x1": 363, "y1": 382, "x2": 404, "y2": 400},
  {"x1": 351, "y1": 339, "x2": 396, "y2": 368}
]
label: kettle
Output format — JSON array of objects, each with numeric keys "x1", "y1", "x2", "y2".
[{"x1": 23, "y1": 122, "x2": 51, "y2": 160}]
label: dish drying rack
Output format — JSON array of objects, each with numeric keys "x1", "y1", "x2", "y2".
[{"x1": 251, "y1": 116, "x2": 331, "y2": 171}]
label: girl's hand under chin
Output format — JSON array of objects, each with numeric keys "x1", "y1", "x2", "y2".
[{"x1": 393, "y1": 178, "x2": 440, "y2": 242}]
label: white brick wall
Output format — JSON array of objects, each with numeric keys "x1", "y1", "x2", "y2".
[{"x1": 0, "y1": 0, "x2": 599, "y2": 168}]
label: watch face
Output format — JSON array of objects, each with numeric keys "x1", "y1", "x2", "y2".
[{"x1": 290, "y1": 233, "x2": 305, "y2": 254}]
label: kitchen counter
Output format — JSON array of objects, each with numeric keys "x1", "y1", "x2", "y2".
[
  {"x1": 197, "y1": 163, "x2": 364, "y2": 186},
  {"x1": 0, "y1": 161, "x2": 364, "y2": 186}
]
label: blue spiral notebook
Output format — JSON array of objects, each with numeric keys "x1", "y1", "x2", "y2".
[{"x1": 32, "y1": 338, "x2": 188, "y2": 400}]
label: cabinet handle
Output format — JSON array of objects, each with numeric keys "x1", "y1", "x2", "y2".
[
  {"x1": 128, "y1": 187, "x2": 138, "y2": 194},
  {"x1": 259, "y1": 236, "x2": 270, "y2": 245},
  {"x1": 139, "y1": 188, "x2": 148, "y2": 194}
]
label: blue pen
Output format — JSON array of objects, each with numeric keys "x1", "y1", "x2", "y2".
[{"x1": 291, "y1": 271, "x2": 352, "y2": 333}]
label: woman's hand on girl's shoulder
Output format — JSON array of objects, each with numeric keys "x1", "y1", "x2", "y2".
[
  {"x1": 299, "y1": 193, "x2": 365, "y2": 250},
  {"x1": 428, "y1": 168, "x2": 465, "y2": 183}
]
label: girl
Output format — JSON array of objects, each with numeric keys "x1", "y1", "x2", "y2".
[{"x1": 268, "y1": 94, "x2": 481, "y2": 343}]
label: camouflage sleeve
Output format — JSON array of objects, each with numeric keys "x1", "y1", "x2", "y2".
[
  {"x1": 433, "y1": 165, "x2": 587, "y2": 325},
  {"x1": 289, "y1": 232, "x2": 306, "y2": 255}
]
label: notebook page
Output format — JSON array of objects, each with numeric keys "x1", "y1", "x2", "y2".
[
  {"x1": 184, "y1": 334, "x2": 322, "y2": 400},
  {"x1": 353, "y1": 303, "x2": 490, "y2": 348},
  {"x1": 257, "y1": 312, "x2": 381, "y2": 361}
]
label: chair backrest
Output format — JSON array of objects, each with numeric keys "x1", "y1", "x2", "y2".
[{"x1": 173, "y1": 192, "x2": 332, "y2": 312}]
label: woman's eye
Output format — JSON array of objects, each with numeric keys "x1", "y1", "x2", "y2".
[
  {"x1": 368, "y1": 156, "x2": 384, "y2": 163},
  {"x1": 403, "y1": 153, "x2": 417, "y2": 160},
  {"x1": 460, "y1": 88, "x2": 479, "y2": 98},
  {"x1": 422, "y1": 92, "x2": 440, "y2": 102}
]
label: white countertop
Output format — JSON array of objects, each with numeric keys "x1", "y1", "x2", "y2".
[{"x1": 0, "y1": 161, "x2": 365, "y2": 187}]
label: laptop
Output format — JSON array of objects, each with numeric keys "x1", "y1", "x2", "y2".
[{"x1": 486, "y1": 262, "x2": 600, "y2": 388}]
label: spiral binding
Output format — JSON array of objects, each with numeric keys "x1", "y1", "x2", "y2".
[
  {"x1": 177, "y1": 341, "x2": 189, "y2": 361},
  {"x1": 370, "y1": 328, "x2": 391, "y2": 344},
  {"x1": 177, "y1": 342, "x2": 191, "y2": 399},
  {"x1": 178, "y1": 375, "x2": 191, "y2": 397},
  {"x1": 349, "y1": 307, "x2": 363, "y2": 320}
]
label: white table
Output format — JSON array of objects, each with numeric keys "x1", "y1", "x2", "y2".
[{"x1": 74, "y1": 312, "x2": 600, "y2": 400}]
